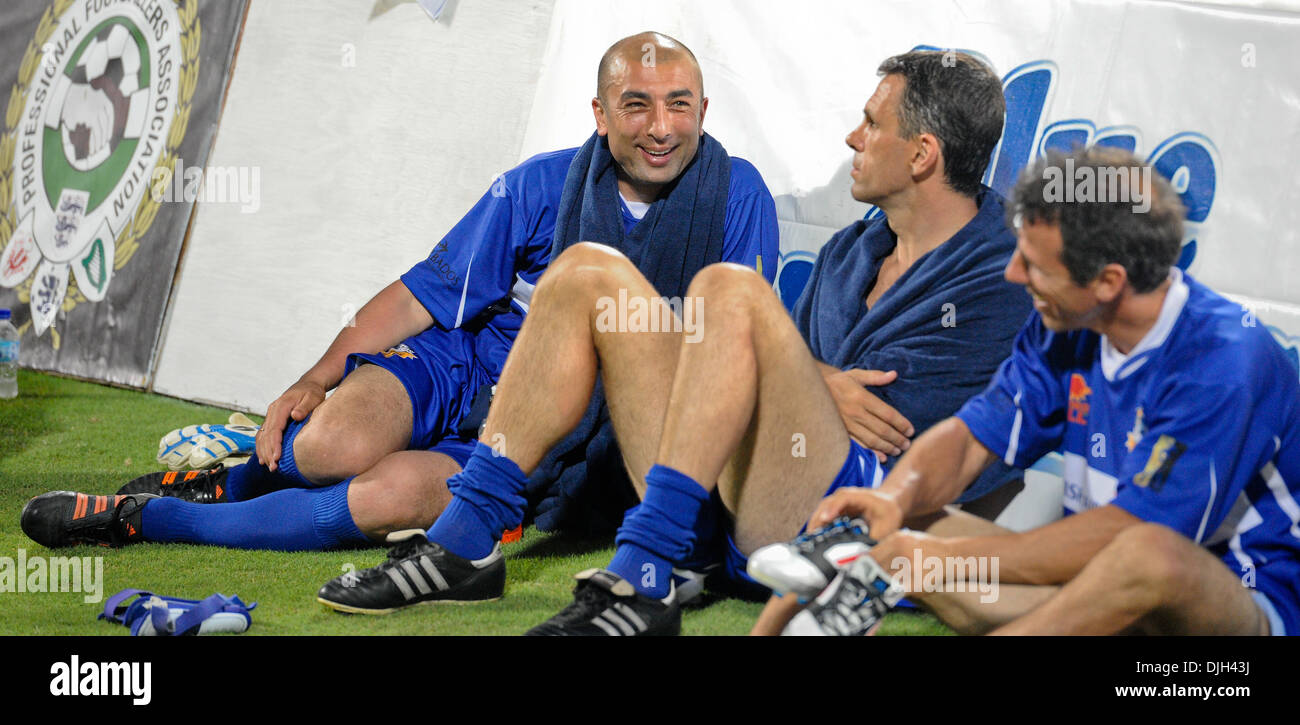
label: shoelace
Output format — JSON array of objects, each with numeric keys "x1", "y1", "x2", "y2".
[
  {"x1": 385, "y1": 538, "x2": 434, "y2": 565},
  {"x1": 566, "y1": 579, "x2": 618, "y2": 618},
  {"x1": 160, "y1": 471, "x2": 222, "y2": 498},
  {"x1": 795, "y1": 517, "x2": 875, "y2": 552}
]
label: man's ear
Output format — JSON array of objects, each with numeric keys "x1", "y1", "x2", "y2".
[
  {"x1": 697, "y1": 96, "x2": 709, "y2": 134},
  {"x1": 592, "y1": 97, "x2": 609, "y2": 136},
  {"x1": 1092, "y1": 263, "x2": 1129, "y2": 304},
  {"x1": 911, "y1": 133, "x2": 941, "y2": 178}
]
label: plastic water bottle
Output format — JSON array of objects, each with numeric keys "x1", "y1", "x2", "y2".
[{"x1": 0, "y1": 309, "x2": 18, "y2": 399}]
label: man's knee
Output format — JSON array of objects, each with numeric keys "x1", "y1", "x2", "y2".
[
  {"x1": 290, "y1": 366, "x2": 412, "y2": 480},
  {"x1": 537, "y1": 242, "x2": 639, "y2": 301},
  {"x1": 686, "y1": 262, "x2": 770, "y2": 306},
  {"x1": 291, "y1": 398, "x2": 385, "y2": 480},
  {"x1": 1095, "y1": 523, "x2": 1195, "y2": 604}
]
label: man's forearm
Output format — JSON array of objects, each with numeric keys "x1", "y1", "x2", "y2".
[
  {"x1": 880, "y1": 417, "x2": 995, "y2": 519},
  {"x1": 890, "y1": 504, "x2": 1143, "y2": 587},
  {"x1": 298, "y1": 280, "x2": 435, "y2": 390}
]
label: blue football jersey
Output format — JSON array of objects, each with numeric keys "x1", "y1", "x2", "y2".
[
  {"x1": 399, "y1": 147, "x2": 779, "y2": 377},
  {"x1": 958, "y1": 269, "x2": 1300, "y2": 628}
]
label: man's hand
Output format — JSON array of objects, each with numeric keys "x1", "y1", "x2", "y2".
[
  {"x1": 809, "y1": 486, "x2": 906, "y2": 540},
  {"x1": 823, "y1": 368, "x2": 914, "y2": 460},
  {"x1": 256, "y1": 379, "x2": 328, "y2": 471}
]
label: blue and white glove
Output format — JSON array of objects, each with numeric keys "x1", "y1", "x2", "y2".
[{"x1": 157, "y1": 412, "x2": 259, "y2": 470}]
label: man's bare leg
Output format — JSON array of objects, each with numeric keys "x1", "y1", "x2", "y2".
[
  {"x1": 652, "y1": 263, "x2": 850, "y2": 550},
  {"x1": 992, "y1": 523, "x2": 1270, "y2": 635},
  {"x1": 286, "y1": 364, "x2": 415, "y2": 484},
  {"x1": 346, "y1": 450, "x2": 461, "y2": 539},
  {"x1": 479, "y1": 242, "x2": 681, "y2": 489},
  {"x1": 890, "y1": 507, "x2": 1057, "y2": 634},
  {"x1": 907, "y1": 584, "x2": 1058, "y2": 635},
  {"x1": 415, "y1": 242, "x2": 684, "y2": 563}
]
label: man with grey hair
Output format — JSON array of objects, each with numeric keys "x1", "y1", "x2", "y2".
[{"x1": 765, "y1": 146, "x2": 1299, "y2": 636}]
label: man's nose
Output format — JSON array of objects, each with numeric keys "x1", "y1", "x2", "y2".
[
  {"x1": 846, "y1": 123, "x2": 864, "y2": 150},
  {"x1": 648, "y1": 104, "x2": 670, "y2": 140},
  {"x1": 1004, "y1": 249, "x2": 1026, "y2": 285}
]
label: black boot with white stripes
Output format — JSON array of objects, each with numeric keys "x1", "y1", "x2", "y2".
[
  {"x1": 316, "y1": 529, "x2": 504, "y2": 614},
  {"x1": 525, "y1": 568, "x2": 680, "y2": 636}
]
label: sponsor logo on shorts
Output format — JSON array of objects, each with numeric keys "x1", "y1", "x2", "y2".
[{"x1": 381, "y1": 343, "x2": 417, "y2": 359}]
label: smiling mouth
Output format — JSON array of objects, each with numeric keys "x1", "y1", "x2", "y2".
[{"x1": 639, "y1": 146, "x2": 676, "y2": 167}]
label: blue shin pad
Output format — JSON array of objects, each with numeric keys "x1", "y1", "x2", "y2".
[{"x1": 98, "y1": 588, "x2": 257, "y2": 636}]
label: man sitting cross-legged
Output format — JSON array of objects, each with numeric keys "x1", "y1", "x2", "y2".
[
  {"x1": 756, "y1": 147, "x2": 1299, "y2": 637},
  {"x1": 315, "y1": 51, "x2": 1034, "y2": 634},
  {"x1": 19, "y1": 32, "x2": 777, "y2": 554}
]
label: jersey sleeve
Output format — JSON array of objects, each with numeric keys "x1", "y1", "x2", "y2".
[
  {"x1": 400, "y1": 182, "x2": 534, "y2": 330},
  {"x1": 955, "y1": 317, "x2": 1068, "y2": 468},
  {"x1": 1110, "y1": 374, "x2": 1270, "y2": 543},
  {"x1": 721, "y1": 161, "x2": 779, "y2": 285}
]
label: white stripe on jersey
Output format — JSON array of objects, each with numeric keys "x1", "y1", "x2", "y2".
[
  {"x1": 1195, "y1": 462, "x2": 1217, "y2": 544},
  {"x1": 454, "y1": 246, "x2": 478, "y2": 328},
  {"x1": 1005, "y1": 391, "x2": 1024, "y2": 467},
  {"x1": 1227, "y1": 505, "x2": 1263, "y2": 574},
  {"x1": 1261, "y1": 461, "x2": 1300, "y2": 540},
  {"x1": 1206, "y1": 491, "x2": 1253, "y2": 546}
]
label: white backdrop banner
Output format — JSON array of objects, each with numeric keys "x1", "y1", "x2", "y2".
[
  {"x1": 150, "y1": 0, "x2": 1300, "y2": 412},
  {"x1": 523, "y1": 0, "x2": 1300, "y2": 372}
]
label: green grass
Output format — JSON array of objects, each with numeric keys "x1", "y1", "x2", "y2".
[{"x1": 0, "y1": 370, "x2": 952, "y2": 636}]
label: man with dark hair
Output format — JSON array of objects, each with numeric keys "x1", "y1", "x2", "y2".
[
  {"x1": 21, "y1": 31, "x2": 779, "y2": 554},
  {"x1": 764, "y1": 146, "x2": 1299, "y2": 636},
  {"x1": 314, "y1": 49, "x2": 1033, "y2": 636},
  {"x1": 874, "y1": 52, "x2": 1007, "y2": 197}
]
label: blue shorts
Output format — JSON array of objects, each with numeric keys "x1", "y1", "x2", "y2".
[
  {"x1": 346, "y1": 326, "x2": 495, "y2": 468},
  {"x1": 1251, "y1": 573, "x2": 1298, "y2": 636},
  {"x1": 716, "y1": 440, "x2": 885, "y2": 599}
]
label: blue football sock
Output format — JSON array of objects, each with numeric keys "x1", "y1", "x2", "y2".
[
  {"x1": 222, "y1": 456, "x2": 279, "y2": 502},
  {"x1": 612, "y1": 464, "x2": 711, "y2": 598},
  {"x1": 608, "y1": 542, "x2": 674, "y2": 599},
  {"x1": 426, "y1": 441, "x2": 527, "y2": 560},
  {"x1": 140, "y1": 480, "x2": 369, "y2": 551},
  {"x1": 272, "y1": 418, "x2": 316, "y2": 487}
]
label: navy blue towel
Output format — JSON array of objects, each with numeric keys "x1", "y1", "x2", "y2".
[
  {"x1": 527, "y1": 132, "x2": 732, "y2": 533},
  {"x1": 793, "y1": 187, "x2": 1034, "y2": 500}
]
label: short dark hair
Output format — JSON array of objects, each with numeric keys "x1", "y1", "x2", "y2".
[
  {"x1": 1009, "y1": 147, "x2": 1186, "y2": 293},
  {"x1": 877, "y1": 50, "x2": 1005, "y2": 196}
]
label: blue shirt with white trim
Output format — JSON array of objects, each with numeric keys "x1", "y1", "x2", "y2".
[
  {"x1": 400, "y1": 147, "x2": 779, "y2": 377},
  {"x1": 956, "y1": 269, "x2": 1300, "y2": 626}
]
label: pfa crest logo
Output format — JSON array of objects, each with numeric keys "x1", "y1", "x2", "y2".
[{"x1": 0, "y1": 0, "x2": 199, "y2": 343}]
